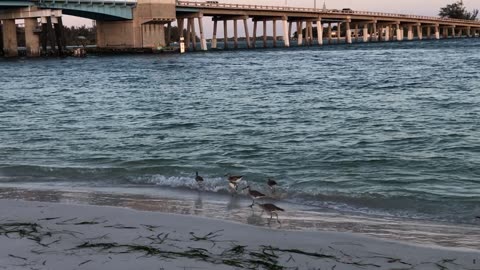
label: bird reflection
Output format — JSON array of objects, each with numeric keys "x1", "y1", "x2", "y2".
[
  {"x1": 226, "y1": 195, "x2": 241, "y2": 210},
  {"x1": 194, "y1": 191, "x2": 203, "y2": 215}
]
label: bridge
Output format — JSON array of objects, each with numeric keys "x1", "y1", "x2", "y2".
[{"x1": 1, "y1": 0, "x2": 480, "y2": 57}]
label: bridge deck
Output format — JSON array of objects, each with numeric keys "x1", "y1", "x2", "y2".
[{"x1": 176, "y1": 1, "x2": 480, "y2": 27}]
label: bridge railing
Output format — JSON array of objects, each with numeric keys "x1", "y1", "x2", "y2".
[
  {"x1": 32, "y1": 0, "x2": 136, "y2": 6},
  {"x1": 176, "y1": 1, "x2": 480, "y2": 25}
]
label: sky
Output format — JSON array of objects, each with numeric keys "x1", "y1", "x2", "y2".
[{"x1": 63, "y1": 0, "x2": 480, "y2": 28}]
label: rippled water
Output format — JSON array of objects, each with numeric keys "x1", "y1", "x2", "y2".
[{"x1": 1, "y1": 39, "x2": 480, "y2": 226}]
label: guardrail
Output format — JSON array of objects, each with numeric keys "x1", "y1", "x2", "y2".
[
  {"x1": 176, "y1": 1, "x2": 480, "y2": 25},
  {"x1": 33, "y1": 0, "x2": 136, "y2": 6}
]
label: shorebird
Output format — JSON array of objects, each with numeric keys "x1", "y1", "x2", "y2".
[
  {"x1": 267, "y1": 178, "x2": 278, "y2": 192},
  {"x1": 242, "y1": 185, "x2": 266, "y2": 207},
  {"x1": 195, "y1": 171, "x2": 204, "y2": 186},
  {"x1": 225, "y1": 174, "x2": 243, "y2": 191},
  {"x1": 257, "y1": 203, "x2": 284, "y2": 224}
]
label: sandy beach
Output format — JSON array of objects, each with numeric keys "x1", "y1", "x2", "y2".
[{"x1": 1, "y1": 192, "x2": 479, "y2": 270}]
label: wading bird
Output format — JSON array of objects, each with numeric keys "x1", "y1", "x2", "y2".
[
  {"x1": 242, "y1": 185, "x2": 266, "y2": 207},
  {"x1": 195, "y1": 172, "x2": 204, "y2": 186},
  {"x1": 267, "y1": 178, "x2": 278, "y2": 192},
  {"x1": 257, "y1": 203, "x2": 284, "y2": 224},
  {"x1": 225, "y1": 174, "x2": 243, "y2": 191}
]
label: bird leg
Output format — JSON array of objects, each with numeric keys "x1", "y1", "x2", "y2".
[
  {"x1": 275, "y1": 212, "x2": 281, "y2": 224},
  {"x1": 250, "y1": 199, "x2": 254, "y2": 208}
]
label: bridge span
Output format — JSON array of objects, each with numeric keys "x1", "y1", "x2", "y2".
[{"x1": 1, "y1": 0, "x2": 480, "y2": 57}]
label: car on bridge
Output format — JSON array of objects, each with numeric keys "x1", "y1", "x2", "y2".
[
  {"x1": 342, "y1": 8, "x2": 354, "y2": 13},
  {"x1": 204, "y1": 1, "x2": 219, "y2": 5}
]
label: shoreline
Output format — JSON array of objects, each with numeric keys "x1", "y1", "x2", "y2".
[
  {"x1": 0, "y1": 185, "x2": 479, "y2": 252},
  {"x1": 0, "y1": 198, "x2": 478, "y2": 270}
]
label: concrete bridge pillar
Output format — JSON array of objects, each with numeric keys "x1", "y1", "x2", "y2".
[
  {"x1": 223, "y1": 20, "x2": 228, "y2": 49},
  {"x1": 96, "y1": 0, "x2": 174, "y2": 49},
  {"x1": 316, "y1": 19, "x2": 323, "y2": 45},
  {"x1": 363, "y1": 25, "x2": 368, "y2": 42},
  {"x1": 426, "y1": 26, "x2": 431, "y2": 39},
  {"x1": 345, "y1": 22, "x2": 352, "y2": 44},
  {"x1": 262, "y1": 19, "x2": 267, "y2": 48},
  {"x1": 373, "y1": 23, "x2": 378, "y2": 42},
  {"x1": 337, "y1": 23, "x2": 341, "y2": 43},
  {"x1": 327, "y1": 23, "x2": 332, "y2": 44},
  {"x1": 211, "y1": 19, "x2": 218, "y2": 49},
  {"x1": 198, "y1": 17, "x2": 207, "y2": 51},
  {"x1": 384, "y1": 26, "x2": 390, "y2": 41},
  {"x1": 273, "y1": 19, "x2": 279, "y2": 47},
  {"x1": 185, "y1": 19, "x2": 191, "y2": 50},
  {"x1": 252, "y1": 20, "x2": 257, "y2": 48},
  {"x1": 244, "y1": 18, "x2": 251, "y2": 48},
  {"x1": 307, "y1": 21, "x2": 314, "y2": 45},
  {"x1": 25, "y1": 18, "x2": 40, "y2": 57},
  {"x1": 0, "y1": 23, "x2": 3, "y2": 55},
  {"x1": 233, "y1": 19, "x2": 238, "y2": 49},
  {"x1": 467, "y1": 27, "x2": 472, "y2": 38},
  {"x1": 417, "y1": 24, "x2": 423, "y2": 40},
  {"x1": 2, "y1": 19, "x2": 17, "y2": 57},
  {"x1": 297, "y1": 21, "x2": 303, "y2": 46},
  {"x1": 354, "y1": 24, "x2": 359, "y2": 42},
  {"x1": 435, "y1": 25, "x2": 440, "y2": 40},
  {"x1": 283, "y1": 19, "x2": 290, "y2": 47},
  {"x1": 396, "y1": 24, "x2": 402, "y2": 41},
  {"x1": 407, "y1": 26, "x2": 414, "y2": 40}
]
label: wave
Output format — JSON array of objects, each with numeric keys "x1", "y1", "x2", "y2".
[{"x1": 1, "y1": 164, "x2": 479, "y2": 225}]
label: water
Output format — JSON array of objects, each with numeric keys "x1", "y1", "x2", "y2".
[{"x1": 1, "y1": 39, "x2": 480, "y2": 228}]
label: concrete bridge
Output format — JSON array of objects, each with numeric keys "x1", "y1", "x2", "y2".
[{"x1": 1, "y1": 0, "x2": 480, "y2": 57}]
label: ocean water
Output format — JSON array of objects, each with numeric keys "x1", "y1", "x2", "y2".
[{"x1": 1, "y1": 39, "x2": 480, "y2": 227}]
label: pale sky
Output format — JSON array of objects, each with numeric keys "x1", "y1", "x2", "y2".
[{"x1": 63, "y1": 0, "x2": 480, "y2": 28}]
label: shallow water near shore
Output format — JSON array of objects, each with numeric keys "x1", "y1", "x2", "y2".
[{"x1": 1, "y1": 39, "x2": 480, "y2": 243}]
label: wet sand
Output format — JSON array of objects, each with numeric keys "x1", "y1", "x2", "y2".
[{"x1": 0, "y1": 198, "x2": 479, "y2": 270}]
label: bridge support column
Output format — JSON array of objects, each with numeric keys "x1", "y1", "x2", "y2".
[
  {"x1": 198, "y1": 17, "x2": 207, "y2": 51},
  {"x1": 243, "y1": 18, "x2": 250, "y2": 48},
  {"x1": 345, "y1": 22, "x2": 352, "y2": 44},
  {"x1": 363, "y1": 25, "x2": 368, "y2": 42},
  {"x1": 384, "y1": 26, "x2": 390, "y2": 41},
  {"x1": 233, "y1": 20, "x2": 238, "y2": 49},
  {"x1": 396, "y1": 24, "x2": 402, "y2": 41},
  {"x1": 327, "y1": 23, "x2": 332, "y2": 44},
  {"x1": 0, "y1": 24, "x2": 3, "y2": 56},
  {"x1": 407, "y1": 26, "x2": 413, "y2": 40},
  {"x1": 354, "y1": 23, "x2": 358, "y2": 43},
  {"x1": 223, "y1": 20, "x2": 228, "y2": 49},
  {"x1": 435, "y1": 25, "x2": 440, "y2": 40},
  {"x1": 2, "y1": 19, "x2": 17, "y2": 57},
  {"x1": 297, "y1": 21, "x2": 303, "y2": 46},
  {"x1": 262, "y1": 19, "x2": 267, "y2": 48},
  {"x1": 25, "y1": 18, "x2": 40, "y2": 57},
  {"x1": 212, "y1": 19, "x2": 217, "y2": 49},
  {"x1": 273, "y1": 19, "x2": 277, "y2": 48},
  {"x1": 166, "y1": 22, "x2": 171, "y2": 46},
  {"x1": 178, "y1": 19, "x2": 185, "y2": 53},
  {"x1": 252, "y1": 20, "x2": 257, "y2": 48},
  {"x1": 426, "y1": 26, "x2": 431, "y2": 39},
  {"x1": 283, "y1": 19, "x2": 290, "y2": 47},
  {"x1": 467, "y1": 27, "x2": 472, "y2": 38},
  {"x1": 337, "y1": 23, "x2": 341, "y2": 43},
  {"x1": 316, "y1": 19, "x2": 323, "y2": 45},
  {"x1": 417, "y1": 24, "x2": 423, "y2": 40},
  {"x1": 190, "y1": 18, "x2": 196, "y2": 50},
  {"x1": 307, "y1": 21, "x2": 313, "y2": 45},
  {"x1": 372, "y1": 23, "x2": 378, "y2": 41},
  {"x1": 185, "y1": 19, "x2": 191, "y2": 50}
]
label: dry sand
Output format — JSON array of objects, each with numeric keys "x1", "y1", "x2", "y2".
[{"x1": 0, "y1": 199, "x2": 478, "y2": 270}]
